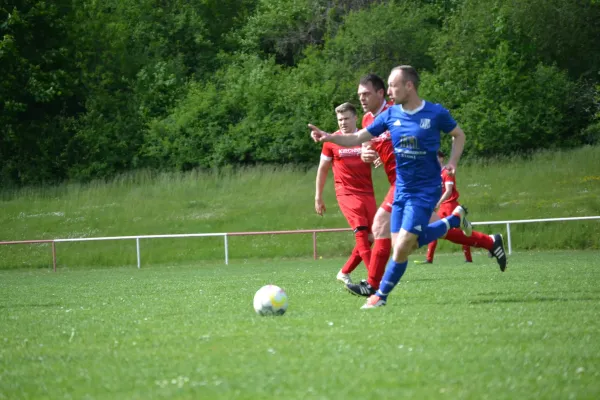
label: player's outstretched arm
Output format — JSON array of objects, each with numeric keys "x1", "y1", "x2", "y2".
[
  {"x1": 308, "y1": 124, "x2": 372, "y2": 147},
  {"x1": 309, "y1": 124, "x2": 329, "y2": 142},
  {"x1": 445, "y1": 125, "x2": 465, "y2": 176}
]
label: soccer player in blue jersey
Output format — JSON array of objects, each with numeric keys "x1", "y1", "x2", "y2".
[{"x1": 309, "y1": 65, "x2": 472, "y2": 309}]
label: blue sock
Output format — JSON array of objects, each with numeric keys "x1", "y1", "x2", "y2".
[
  {"x1": 417, "y1": 215, "x2": 461, "y2": 247},
  {"x1": 446, "y1": 214, "x2": 460, "y2": 229},
  {"x1": 417, "y1": 219, "x2": 449, "y2": 247},
  {"x1": 375, "y1": 260, "x2": 408, "y2": 300}
]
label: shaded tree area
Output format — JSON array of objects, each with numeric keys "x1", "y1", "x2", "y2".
[{"x1": 1, "y1": 0, "x2": 599, "y2": 184}]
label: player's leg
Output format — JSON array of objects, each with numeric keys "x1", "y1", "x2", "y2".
[
  {"x1": 353, "y1": 194, "x2": 376, "y2": 270},
  {"x1": 362, "y1": 199, "x2": 429, "y2": 309},
  {"x1": 368, "y1": 191, "x2": 393, "y2": 289},
  {"x1": 463, "y1": 245, "x2": 473, "y2": 262},
  {"x1": 489, "y1": 234, "x2": 507, "y2": 271},
  {"x1": 337, "y1": 247, "x2": 361, "y2": 284},
  {"x1": 437, "y1": 203, "x2": 506, "y2": 270},
  {"x1": 345, "y1": 186, "x2": 393, "y2": 296},
  {"x1": 415, "y1": 211, "x2": 443, "y2": 264},
  {"x1": 434, "y1": 204, "x2": 474, "y2": 264},
  {"x1": 368, "y1": 207, "x2": 391, "y2": 288},
  {"x1": 340, "y1": 194, "x2": 373, "y2": 269},
  {"x1": 344, "y1": 207, "x2": 389, "y2": 296},
  {"x1": 440, "y1": 202, "x2": 505, "y2": 269},
  {"x1": 422, "y1": 241, "x2": 437, "y2": 263},
  {"x1": 336, "y1": 196, "x2": 365, "y2": 283},
  {"x1": 416, "y1": 205, "x2": 472, "y2": 248},
  {"x1": 338, "y1": 234, "x2": 376, "y2": 281},
  {"x1": 445, "y1": 229, "x2": 507, "y2": 270}
]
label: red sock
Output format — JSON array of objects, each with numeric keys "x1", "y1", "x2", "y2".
[
  {"x1": 444, "y1": 229, "x2": 494, "y2": 250},
  {"x1": 341, "y1": 247, "x2": 362, "y2": 274},
  {"x1": 427, "y1": 240, "x2": 438, "y2": 262},
  {"x1": 355, "y1": 230, "x2": 372, "y2": 270},
  {"x1": 463, "y1": 245, "x2": 473, "y2": 262},
  {"x1": 367, "y1": 238, "x2": 391, "y2": 290}
]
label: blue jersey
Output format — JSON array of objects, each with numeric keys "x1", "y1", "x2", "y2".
[{"x1": 367, "y1": 100, "x2": 457, "y2": 197}]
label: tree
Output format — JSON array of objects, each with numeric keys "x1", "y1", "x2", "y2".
[
  {"x1": 0, "y1": 0, "x2": 80, "y2": 184},
  {"x1": 422, "y1": 0, "x2": 597, "y2": 156}
]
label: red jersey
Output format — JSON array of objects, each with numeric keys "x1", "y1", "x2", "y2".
[
  {"x1": 440, "y1": 169, "x2": 460, "y2": 204},
  {"x1": 321, "y1": 130, "x2": 374, "y2": 196},
  {"x1": 362, "y1": 100, "x2": 396, "y2": 184}
]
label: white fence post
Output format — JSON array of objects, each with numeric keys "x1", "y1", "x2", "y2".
[
  {"x1": 224, "y1": 234, "x2": 229, "y2": 265},
  {"x1": 506, "y1": 223, "x2": 512, "y2": 255},
  {"x1": 136, "y1": 237, "x2": 141, "y2": 268}
]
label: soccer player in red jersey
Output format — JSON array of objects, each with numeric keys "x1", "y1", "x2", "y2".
[
  {"x1": 315, "y1": 102, "x2": 377, "y2": 284},
  {"x1": 415, "y1": 151, "x2": 507, "y2": 266},
  {"x1": 342, "y1": 74, "x2": 395, "y2": 295}
]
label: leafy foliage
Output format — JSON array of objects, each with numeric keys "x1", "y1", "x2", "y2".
[
  {"x1": 0, "y1": 0, "x2": 79, "y2": 184},
  {"x1": 422, "y1": 0, "x2": 598, "y2": 156},
  {"x1": 1, "y1": 0, "x2": 599, "y2": 184}
]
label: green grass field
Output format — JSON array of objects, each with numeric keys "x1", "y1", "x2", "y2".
[
  {"x1": 1, "y1": 251, "x2": 599, "y2": 399},
  {"x1": 1, "y1": 146, "x2": 599, "y2": 398}
]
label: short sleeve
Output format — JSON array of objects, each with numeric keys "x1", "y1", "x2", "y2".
[
  {"x1": 442, "y1": 171, "x2": 456, "y2": 186},
  {"x1": 438, "y1": 107, "x2": 458, "y2": 134},
  {"x1": 366, "y1": 109, "x2": 390, "y2": 137},
  {"x1": 321, "y1": 143, "x2": 333, "y2": 160}
]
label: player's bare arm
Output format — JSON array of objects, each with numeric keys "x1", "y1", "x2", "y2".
[
  {"x1": 435, "y1": 181, "x2": 454, "y2": 210},
  {"x1": 309, "y1": 124, "x2": 372, "y2": 147},
  {"x1": 314, "y1": 159, "x2": 331, "y2": 216},
  {"x1": 444, "y1": 126, "x2": 465, "y2": 176}
]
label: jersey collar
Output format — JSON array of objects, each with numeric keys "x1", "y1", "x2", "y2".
[
  {"x1": 374, "y1": 100, "x2": 387, "y2": 117},
  {"x1": 366, "y1": 100, "x2": 388, "y2": 119},
  {"x1": 399, "y1": 100, "x2": 426, "y2": 115}
]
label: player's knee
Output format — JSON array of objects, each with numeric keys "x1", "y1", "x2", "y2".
[
  {"x1": 372, "y1": 210, "x2": 391, "y2": 239},
  {"x1": 392, "y1": 233, "x2": 417, "y2": 261}
]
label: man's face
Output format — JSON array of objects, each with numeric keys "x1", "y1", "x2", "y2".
[
  {"x1": 437, "y1": 155, "x2": 444, "y2": 166},
  {"x1": 387, "y1": 70, "x2": 409, "y2": 105},
  {"x1": 336, "y1": 111, "x2": 357, "y2": 134},
  {"x1": 357, "y1": 82, "x2": 385, "y2": 114}
]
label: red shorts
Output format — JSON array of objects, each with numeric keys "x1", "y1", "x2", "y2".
[
  {"x1": 380, "y1": 185, "x2": 395, "y2": 213},
  {"x1": 337, "y1": 194, "x2": 377, "y2": 231},
  {"x1": 438, "y1": 201, "x2": 459, "y2": 218}
]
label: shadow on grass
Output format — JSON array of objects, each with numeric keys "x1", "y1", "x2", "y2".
[{"x1": 469, "y1": 296, "x2": 599, "y2": 304}]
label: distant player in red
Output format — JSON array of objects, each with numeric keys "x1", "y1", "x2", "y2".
[
  {"x1": 315, "y1": 102, "x2": 377, "y2": 284},
  {"x1": 416, "y1": 150, "x2": 506, "y2": 266}
]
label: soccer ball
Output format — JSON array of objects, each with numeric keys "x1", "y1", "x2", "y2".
[{"x1": 253, "y1": 285, "x2": 288, "y2": 316}]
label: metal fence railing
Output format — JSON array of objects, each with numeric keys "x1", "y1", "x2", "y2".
[{"x1": 1, "y1": 216, "x2": 598, "y2": 270}]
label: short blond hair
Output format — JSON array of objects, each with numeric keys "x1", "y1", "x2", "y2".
[{"x1": 335, "y1": 102, "x2": 357, "y2": 116}]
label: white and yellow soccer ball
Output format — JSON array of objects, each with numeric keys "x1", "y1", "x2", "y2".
[{"x1": 253, "y1": 285, "x2": 288, "y2": 316}]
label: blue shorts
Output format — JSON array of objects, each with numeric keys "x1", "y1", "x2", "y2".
[{"x1": 390, "y1": 194, "x2": 438, "y2": 235}]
